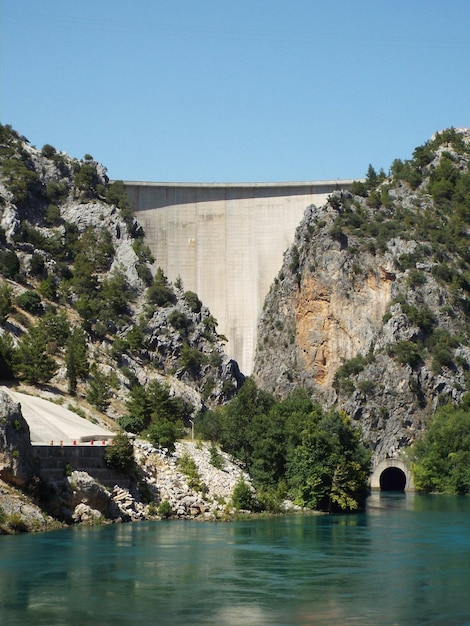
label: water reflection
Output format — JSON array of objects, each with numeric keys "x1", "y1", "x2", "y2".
[{"x1": 1, "y1": 496, "x2": 470, "y2": 625}]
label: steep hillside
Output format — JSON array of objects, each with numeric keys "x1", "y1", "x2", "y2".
[
  {"x1": 254, "y1": 128, "x2": 470, "y2": 465},
  {"x1": 0, "y1": 125, "x2": 243, "y2": 432}
]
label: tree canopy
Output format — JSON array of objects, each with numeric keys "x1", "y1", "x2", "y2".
[
  {"x1": 411, "y1": 402, "x2": 470, "y2": 494},
  {"x1": 197, "y1": 381, "x2": 371, "y2": 512}
]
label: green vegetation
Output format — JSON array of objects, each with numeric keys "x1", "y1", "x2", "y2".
[
  {"x1": 197, "y1": 381, "x2": 371, "y2": 512},
  {"x1": 104, "y1": 432, "x2": 135, "y2": 474},
  {"x1": 65, "y1": 327, "x2": 89, "y2": 394},
  {"x1": 0, "y1": 282, "x2": 13, "y2": 324},
  {"x1": 118, "y1": 379, "x2": 191, "y2": 452},
  {"x1": 231, "y1": 478, "x2": 256, "y2": 511},
  {"x1": 157, "y1": 500, "x2": 173, "y2": 519},
  {"x1": 176, "y1": 452, "x2": 205, "y2": 492},
  {"x1": 86, "y1": 367, "x2": 111, "y2": 411},
  {"x1": 147, "y1": 268, "x2": 176, "y2": 308},
  {"x1": 411, "y1": 402, "x2": 470, "y2": 494},
  {"x1": 14, "y1": 326, "x2": 58, "y2": 383}
]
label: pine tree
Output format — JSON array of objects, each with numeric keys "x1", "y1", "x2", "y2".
[
  {"x1": 14, "y1": 327, "x2": 57, "y2": 383},
  {"x1": 66, "y1": 327, "x2": 89, "y2": 394}
]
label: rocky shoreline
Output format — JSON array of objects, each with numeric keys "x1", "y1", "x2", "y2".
[{"x1": 0, "y1": 437, "x2": 261, "y2": 534}]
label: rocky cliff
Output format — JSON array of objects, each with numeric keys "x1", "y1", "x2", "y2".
[
  {"x1": 0, "y1": 124, "x2": 243, "y2": 417},
  {"x1": 254, "y1": 128, "x2": 470, "y2": 466}
]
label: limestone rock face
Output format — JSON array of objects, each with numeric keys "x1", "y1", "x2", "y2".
[
  {"x1": 254, "y1": 128, "x2": 470, "y2": 466},
  {"x1": 0, "y1": 125, "x2": 243, "y2": 428},
  {"x1": 0, "y1": 390, "x2": 34, "y2": 485}
]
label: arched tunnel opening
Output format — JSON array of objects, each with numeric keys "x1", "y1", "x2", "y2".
[{"x1": 379, "y1": 467, "x2": 406, "y2": 491}]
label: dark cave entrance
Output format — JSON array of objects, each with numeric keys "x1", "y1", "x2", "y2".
[{"x1": 379, "y1": 467, "x2": 406, "y2": 491}]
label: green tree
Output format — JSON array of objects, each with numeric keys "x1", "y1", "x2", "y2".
[
  {"x1": 14, "y1": 327, "x2": 58, "y2": 383},
  {"x1": 86, "y1": 368, "x2": 111, "y2": 411},
  {"x1": 0, "y1": 282, "x2": 13, "y2": 325},
  {"x1": 119, "y1": 385, "x2": 153, "y2": 433},
  {"x1": 146, "y1": 419, "x2": 183, "y2": 452},
  {"x1": 0, "y1": 250, "x2": 20, "y2": 280},
  {"x1": 0, "y1": 333, "x2": 15, "y2": 379},
  {"x1": 179, "y1": 342, "x2": 206, "y2": 376},
  {"x1": 106, "y1": 180, "x2": 133, "y2": 220},
  {"x1": 66, "y1": 327, "x2": 89, "y2": 394},
  {"x1": 74, "y1": 162, "x2": 99, "y2": 198},
  {"x1": 231, "y1": 478, "x2": 256, "y2": 511},
  {"x1": 104, "y1": 432, "x2": 135, "y2": 473},
  {"x1": 286, "y1": 408, "x2": 370, "y2": 512},
  {"x1": 411, "y1": 403, "x2": 470, "y2": 494},
  {"x1": 37, "y1": 311, "x2": 71, "y2": 353},
  {"x1": 16, "y1": 291, "x2": 43, "y2": 315},
  {"x1": 147, "y1": 268, "x2": 176, "y2": 308},
  {"x1": 219, "y1": 377, "x2": 275, "y2": 469},
  {"x1": 184, "y1": 290, "x2": 202, "y2": 313}
]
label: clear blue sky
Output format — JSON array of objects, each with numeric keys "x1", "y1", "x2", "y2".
[{"x1": 1, "y1": 1, "x2": 469, "y2": 183}]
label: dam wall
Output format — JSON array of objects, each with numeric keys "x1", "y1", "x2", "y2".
[{"x1": 125, "y1": 181, "x2": 356, "y2": 374}]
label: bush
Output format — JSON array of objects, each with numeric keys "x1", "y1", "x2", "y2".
[
  {"x1": 29, "y1": 253, "x2": 45, "y2": 277},
  {"x1": 184, "y1": 291, "x2": 202, "y2": 313},
  {"x1": 86, "y1": 369, "x2": 111, "y2": 411},
  {"x1": 146, "y1": 268, "x2": 176, "y2": 308},
  {"x1": 0, "y1": 282, "x2": 13, "y2": 325},
  {"x1": 168, "y1": 310, "x2": 192, "y2": 337},
  {"x1": 179, "y1": 343, "x2": 206, "y2": 375},
  {"x1": 177, "y1": 452, "x2": 204, "y2": 491},
  {"x1": 146, "y1": 419, "x2": 183, "y2": 452},
  {"x1": 0, "y1": 250, "x2": 20, "y2": 280},
  {"x1": 157, "y1": 500, "x2": 173, "y2": 519},
  {"x1": 104, "y1": 432, "x2": 135, "y2": 473},
  {"x1": 388, "y1": 340, "x2": 422, "y2": 368},
  {"x1": 44, "y1": 204, "x2": 62, "y2": 226},
  {"x1": 17, "y1": 291, "x2": 43, "y2": 315},
  {"x1": 209, "y1": 443, "x2": 225, "y2": 469},
  {"x1": 231, "y1": 478, "x2": 256, "y2": 511}
]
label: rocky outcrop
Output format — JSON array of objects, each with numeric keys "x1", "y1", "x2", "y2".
[
  {"x1": 134, "y1": 439, "x2": 252, "y2": 519},
  {"x1": 254, "y1": 128, "x2": 470, "y2": 467},
  {"x1": 0, "y1": 124, "x2": 243, "y2": 427},
  {"x1": 42, "y1": 439, "x2": 252, "y2": 525},
  {"x1": 0, "y1": 389, "x2": 34, "y2": 485}
]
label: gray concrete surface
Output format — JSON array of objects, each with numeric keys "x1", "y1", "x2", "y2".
[
  {"x1": 125, "y1": 180, "x2": 357, "y2": 373},
  {"x1": 3, "y1": 388, "x2": 115, "y2": 445}
]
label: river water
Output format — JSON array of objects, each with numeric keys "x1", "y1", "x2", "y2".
[{"x1": 1, "y1": 493, "x2": 470, "y2": 625}]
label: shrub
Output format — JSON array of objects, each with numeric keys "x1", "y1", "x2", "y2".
[
  {"x1": 86, "y1": 367, "x2": 111, "y2": 411},
  {"x1": 184, "y1": 290, "x2": 202, "y2": 313},
  {"x1": 209, "y1": 443, "x2": 225, "y2": 469},
  {"x1": 16, "y1": 291, "x2": 43, "y2": 315},
  {"x1": 407, "y1": 269, "x2": 427, "y2": 288},
  {"x1": 177, "y1": 452, "x2": 204, "y2": 491},
  {"x1": 44, "y1": 204, "x2": 62, "y2": 226},
  {"x1": 0, "y1": 282, "x2": 13, "y2": 324},
  {"x1": 0, "y1": 250, "x2": 20, "y2": 279},
  {"x1": 146, "y1": 419, "x2": 182, "y2": 453},
  {"x1": 157, "y1": 500, "x2": 173, "y2": 519},
  {"x1": 147, "y1": 268, "x2": 176, "y2": 308},
  {"x1": 41, "y1": 144, "x2": 56, "y2": 158},
  {"x1": 179, "y1": 343, "x2": 206, "y2": 375},
  {"x1": 168, "y1": 310, "x2": 192, "y2": 336},
  {"x1": 231, "y1": 478, "x2": 256, "y2": 511},
  {"x1": 104, "y1": 432, "x2": 135, "y2": 473},
  {"x1": 29, "y1": 253, "x2": 45, "y2": 277},
  {"x1": 388, "y1": 341, "x2": 422, "y2": 368}
]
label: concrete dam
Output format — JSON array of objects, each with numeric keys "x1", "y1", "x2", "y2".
[{"x1": 125, "y1": 180, "x2": 356, "y2": 374}]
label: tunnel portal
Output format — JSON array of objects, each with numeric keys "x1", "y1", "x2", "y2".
[
  {"x1": 379, "y1": 466, "x2": 407, "y2": 491},
  {"x1": 370, "y1": 459, "x2": 414, "y2": 491}
]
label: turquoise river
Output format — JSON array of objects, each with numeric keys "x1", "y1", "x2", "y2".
[{"x1": 1, "y1": 493, "x2": 470, "y2": 625}]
